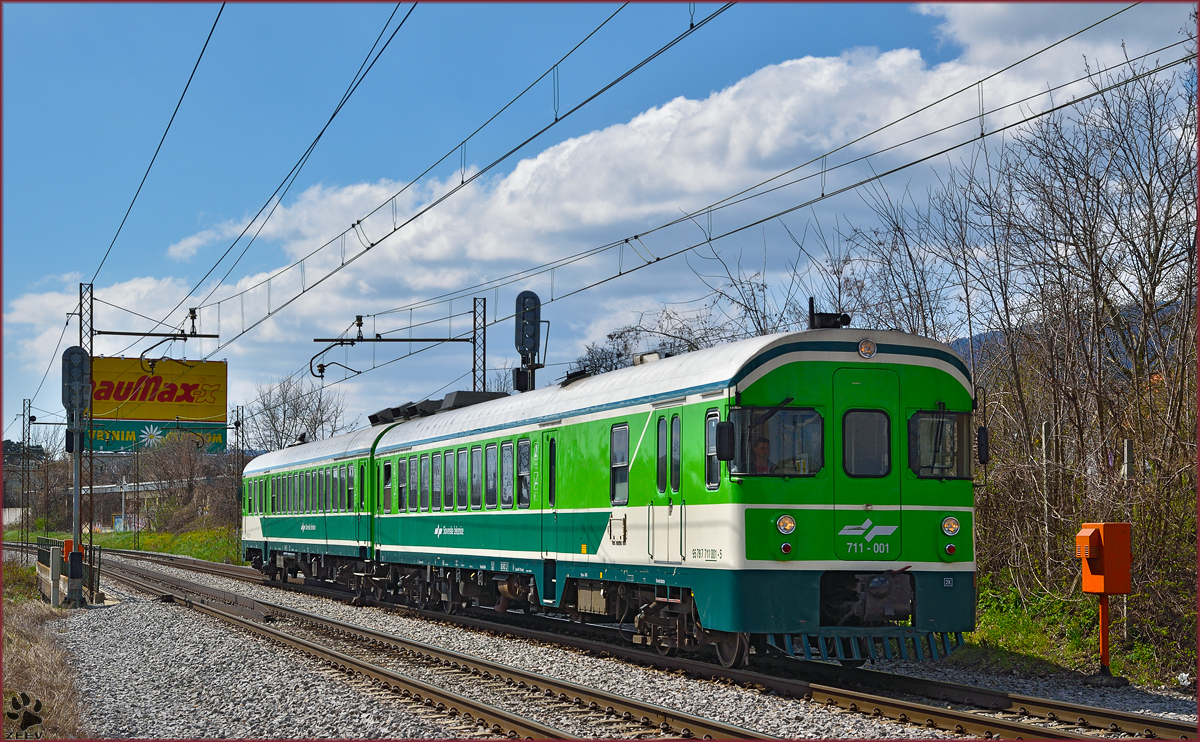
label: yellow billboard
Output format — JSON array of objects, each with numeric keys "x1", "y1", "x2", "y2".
[{"x1": 90, "y1": 357, "x2": 227, "y2": 423}]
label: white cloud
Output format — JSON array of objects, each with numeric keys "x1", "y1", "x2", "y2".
[{"x1": 7, "y1": 4, "x2": 1186, "y2": 421}]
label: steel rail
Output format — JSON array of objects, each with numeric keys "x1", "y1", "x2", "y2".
[
  {"x1": 105, "y1": 558, "x2": 773, "y2": 740},
  {"x1": 100, "y1": 561, "x2": 573, "y2": 740},
  {"x1": 785, "y1": 661, "x2": 1198, "y2": 740},
  {"x1": 258, "y1": 598, "x2": 775, "y2": 740},
  {"x1": 84, "y1": 546, "x2": 1195, "y2": 740}
]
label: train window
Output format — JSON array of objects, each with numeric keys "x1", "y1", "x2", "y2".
[
  {"x1": 287, "y1": 474, "x2": 293, "y2": 513},
  {"x1": 548, "y1": 438, "x2": 557, "y2": 507},
  {"x1": 843, "y1": 410, "x2": 890, "y2": 477},
  {"x1": 705, "y1": 410, "x2": 720, "y2": 489},
  {"x1": 485, "y1": 444, "x2": 498, "y2": 509},
  {"x1": 333, "y1": 467, "x2": 341, "y2": 512},
  {"x1": 670, "y1": 416, "x2": 681, "y2": 493},
  {"x1": 457, "y1": 449, "x2": 469, "y2": 510},
  {"x1": 500, "y1": 442, "x2": 514, "y2": 509},
  {"x1": 436, "y1": 453, "x2": 446, "y2": 511},
  {"x1": 729, "y1": 407, "x2": 824, "y2": 477},
  {"x1": 420, "y1": 455, "x2": 431, "y2": 512},
  {"x1": 348, "y1": 466, "x2": 356, "y2": 511},
  {"x1": 382, "y1": 461, "x2": 393, "y2": 514},
  {"x1": 517, "y1": 439, "x2": 531, "y2": 509},
  {"x1": 471, "y1": 447, "x2": 483, "y2": 510},
  {"x1": 408, "y1": 457, "x2": 419, "y2": 512},
  {"x1": 307, "y1": 472, "x2": 313, "y2": 513},
  {"x1": 656, "y1": 417, "x2": 667, "y2": 493},
  {"x1": 908, "y1": 411, "x2": 972, "y2": 479},
  {"x1": 611, "y1": 424, "x2": 630, "y2": 506},
  {"x1": 444, "y1": 452, "x2": 455, "y2": 510},
  {"x1": 395, "y1": 459, "x2": 406, "y2": 512}
]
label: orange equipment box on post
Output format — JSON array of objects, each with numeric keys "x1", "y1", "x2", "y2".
[{"x1": 1075, "y1": 522, "x2": 1131, "y2": 676}]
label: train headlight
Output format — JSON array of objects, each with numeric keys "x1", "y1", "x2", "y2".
[
  {"x1": 858, "y1": 339, "x2": 877, "y2": 358},
  {"x1": 776, "y1": 514, "x2": 796, "y2": 535},
  {"x1": 941, "y1": 516, "x2": 960, "y2": 536}
]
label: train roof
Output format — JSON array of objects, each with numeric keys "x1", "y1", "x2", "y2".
[
  {"x1": 245, "y1": 328, "x2": 969, "y2": 473},
  {"x1": 244, "y1": 424, "x2": 391, "y2": 476},
  {"x1": 373, "y1": 328, "x2": 969, "y2": 456}
]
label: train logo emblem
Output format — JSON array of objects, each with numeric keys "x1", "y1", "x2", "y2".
[
  {"x1": 434, "y1": 525, "x2": 464, "y2": 538},
  {"x1": 838, "y1": 518, "x2": 897, "y2": 542}
]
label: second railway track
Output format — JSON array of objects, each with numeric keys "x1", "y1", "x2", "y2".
[{"x1": 25, "y1": 544, "x2": 1196, "y2": 741}]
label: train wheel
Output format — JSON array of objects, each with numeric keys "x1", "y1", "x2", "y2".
[{"x1": 714, "y1": 632, "x2": 749, "y2": 668}]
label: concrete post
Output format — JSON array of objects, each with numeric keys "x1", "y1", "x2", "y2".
[{"x1": 49, "y1": 546, "x2": 61, "y2": 608}]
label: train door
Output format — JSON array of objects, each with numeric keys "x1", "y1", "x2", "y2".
[
  {"x1": 539, "y1": 429, "x2": 558, "y2": 604},
  {"x1": 651, "y1": 413, "x2": 682, "y2": 565},
  {"x1": 832, "y1": 367, "x2": 901, "y2": 561}
]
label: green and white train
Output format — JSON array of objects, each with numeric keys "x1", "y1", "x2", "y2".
[{"x1": 242, "y1": 329, "x2": 982, "y2": 666}]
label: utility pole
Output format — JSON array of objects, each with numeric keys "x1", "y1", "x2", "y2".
[
  {"x1": 21, "y1": 399, "x2": 32, "y2": 547},
  {"x1": 80, "y1": 283, "x2": 95, "y2": 557},
  {"x1": 472, "y1": 297, "x2": 487, "y2": 392}
]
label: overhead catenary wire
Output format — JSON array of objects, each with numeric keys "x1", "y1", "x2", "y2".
[
  {"x1": 357, "y1": 38, "x2": 1192, "y2": 325},
  {"x1": 91, "y1": 3, "x2": 225, "y2": 285},
  {"x1": 114, "y1": 2, "x2": 418, "y2": 357},
  {"x1": 206, "y1": 2, "x2": 1154, "y2": 344},
  {"x1": 198, "y1": 3, "x2": 734, "y2": 359},
  {"x1": 235, "y1": 48, "x2": 1191, "y2": 431}
]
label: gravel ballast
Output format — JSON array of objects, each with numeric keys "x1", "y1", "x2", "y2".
[
  {"x1": 79, "y1": 555, "x2": 1196, "y2": 738},
  {"x1": 54, "y1": 580, "x2": 451, "y2": 739},
  {"x1": 88, "y1": 558, "x2": 959, "y2": 739}
]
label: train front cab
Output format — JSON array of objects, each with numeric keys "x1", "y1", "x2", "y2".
[{"x1": 717, "y1": 337, "x2": 977, "y2": 663}]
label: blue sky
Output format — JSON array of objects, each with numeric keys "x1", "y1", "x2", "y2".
[{"x1": 3, "y1": 2, "x2": 1192, "y2": 439}]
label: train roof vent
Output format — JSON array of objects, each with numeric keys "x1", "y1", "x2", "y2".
[
  {"x1": 368, "y1": 408, "x2": 395, "y2": 426},
  {"x1": 405, "y1": 399, "x2": 441, "y2": 417},
  {"x1": 440, "y1": 391, "x2": 510, "y2": 411},
  {"x1": 632, "y1": 351, "x2": 661, "y2": 366},
  {"x1": 560, "y1": 368, "x2": 590, "y2": 387}
]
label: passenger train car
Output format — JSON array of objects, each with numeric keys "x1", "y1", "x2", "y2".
[{"x1": 242, "y1": 329, "x2": 981, "y2": 666}]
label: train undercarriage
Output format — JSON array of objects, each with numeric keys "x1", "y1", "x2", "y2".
[{"x1": 248, "y1": 548, "x2": 922, "y2": 669}]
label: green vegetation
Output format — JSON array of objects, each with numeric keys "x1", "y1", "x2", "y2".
[
  {"x1": 4, "y1": 526, "x2": 242, "y2": 565},
  {"x1": 949, "y1": 576, "x2": 1194, "y2": 687},
  {"x1": 2, "y1": 560, "x2": 42, "y2": 604}
]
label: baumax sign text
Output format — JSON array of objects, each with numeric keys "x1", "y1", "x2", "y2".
[{"x1": 89, "y1": 357, "x2": 227, "y2": 423}]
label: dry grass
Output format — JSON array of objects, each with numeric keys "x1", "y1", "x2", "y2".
[{"x1": 2, "y1": 561, "x2": 87, "y2": 738}]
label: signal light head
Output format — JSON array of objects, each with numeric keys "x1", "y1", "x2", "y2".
[
  {"x1": 941, "y1": 516, "x2": 961, "y2": 536},
  {"x1": 776, "y1": 514, "x2": 796, "y2": 535},
  {"x1": 781, "y1": 543, "x2": 792, "y2": 554},
  {"x1": 945, "y1": 543, "x2": 957, "y2": 556}
]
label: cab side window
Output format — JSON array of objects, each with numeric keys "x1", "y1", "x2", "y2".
[
  {"x1": 705, "y1": 410, "x2": 720, "y2": 489},
  {"x1": 670, "y1": 415, "x2": 682, "y2": 492},
  {"x1": 611, "y1": 424, "x2": 629, "y2": 506}
]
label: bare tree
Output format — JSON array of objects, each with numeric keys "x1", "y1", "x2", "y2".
[{"x1": 243, "y1": 375, "x2": 358, "y2": 452}]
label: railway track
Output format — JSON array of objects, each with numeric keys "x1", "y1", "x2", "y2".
[
  {"x1": 13, "y1": 544, "x2": 1196, "y2": 740},
  {"x1": 101, "y1": 559, "x2": 772, "y2": 740}
]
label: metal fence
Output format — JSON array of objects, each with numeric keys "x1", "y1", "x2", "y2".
[{"x1": 35, "y1": 536, "x2": 102, "y2": 603}]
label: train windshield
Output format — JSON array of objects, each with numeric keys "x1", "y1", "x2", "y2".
[
  {"x1": 729, "y1": 406, "x2": 823, "y2": 477},
  {"x1": 907, "y1": 411, "x2": 972, "y2": 479}
]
